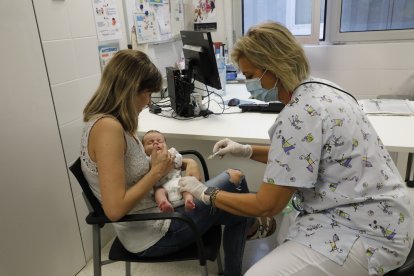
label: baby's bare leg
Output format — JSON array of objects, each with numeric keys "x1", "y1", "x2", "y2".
[
  {"x1": 183, "y1": 191, "x2": 195, "y2": 211},
  {"x1": 154, "y1": 187, "x2": 174, "y2": 212}
]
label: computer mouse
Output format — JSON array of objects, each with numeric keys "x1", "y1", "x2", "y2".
[{"x1": 228, "y1": 98, "x2": 240, "y2": 106}]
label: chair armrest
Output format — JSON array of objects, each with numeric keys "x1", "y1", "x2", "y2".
[
  {"x1": 86, "y1": 211, "x2": 200, "y2": 240},
  {"x1": 86, "y1": 211, "x2": 196, "y2": 226}
]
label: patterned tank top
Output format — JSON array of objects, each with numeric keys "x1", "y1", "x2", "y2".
[{"x1": 80, "y1": 115, "x2": 170, "y2": 253}]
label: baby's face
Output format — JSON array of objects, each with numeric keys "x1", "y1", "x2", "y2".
[{"x1": 143, "y1": 132, "x2": 167, "y2": 155}]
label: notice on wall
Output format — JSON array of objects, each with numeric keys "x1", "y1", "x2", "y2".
[
  {"x1": 171, "y1": 0, "x2": 184, "y2": 37},
  {"x1": 93, "y1": 0, "x2": 122, "y2": 41},
  {"x1": 98, "y1": 42, "x2": 120, "y2": 70},
  {"x1": 154, "y1": 2, "x2": 172, "y2": 40},
  {"x1": 123, "y1": 0, "x2": 175, "y2": 45},
  {"x1": 193, "y1": 0, "x2": 217, "y2": 31},
  {"x1": 133, "y1": 12, "x2": 158, "y2": 44}
]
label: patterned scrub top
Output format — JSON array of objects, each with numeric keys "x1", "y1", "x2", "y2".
[{"x1": 264, "y1": 77, "x2": 413, "y2": 275}]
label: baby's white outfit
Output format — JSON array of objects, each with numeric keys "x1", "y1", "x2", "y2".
[{"x1": 153, "y1": 147, "x2": 184, "y2": 206}]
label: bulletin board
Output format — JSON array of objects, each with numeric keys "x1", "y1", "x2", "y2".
[{"x1": 123, "y1": 0, "x2": 184, "y2": 45}]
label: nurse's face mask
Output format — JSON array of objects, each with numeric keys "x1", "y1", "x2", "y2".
[{"x1": 245, "y1": 69, "x2": 279, "y2": 102}]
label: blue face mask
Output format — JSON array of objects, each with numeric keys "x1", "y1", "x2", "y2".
[{"x1": 245, "y1": 70, "x2": 279, "y2": 102}]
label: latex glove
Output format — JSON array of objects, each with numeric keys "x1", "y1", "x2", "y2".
[
  {"x1": 212, "y1": 138, "x2": 252, "y2": 158},
  {"x1": 178, "y1": 176, "x2": 209, "y2": 204}
]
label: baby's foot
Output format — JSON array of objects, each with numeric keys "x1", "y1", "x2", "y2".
[
  {"x1": 158, "y1": 200, "x2": 174, "y2": 213},
  {"x1": 185, "y1": 199, "x2": 196, "y2": 212}
]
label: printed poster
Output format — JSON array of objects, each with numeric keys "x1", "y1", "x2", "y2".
[
  {"x1": 124, "y1": 0, "x2": 174, "y2": 45},
  {"x1": 153, "y1": 2, "x2": 172, "y2": 40},
  {"x1": 92, "y1": 0, "x2": 122, "y2": 41},
  {"x1": 193, "y1": 0, "x2": 217, "y2": 30},
  {"x1": 134, "y1": 12, "x2": 158, "y2": 44},
  {"x1": 98, "y1": 43, "x2": 119, "y2": 70},
  {"x1": 171, "y1": 0, "x2": 184, "y2": 37}
]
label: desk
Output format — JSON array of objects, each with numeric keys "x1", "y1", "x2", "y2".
[
  {"x1": 138, "y1": 110, "x2": 274, "y2": 144},
  {"x1": 368, "y1": 116, "x2": 414, "y2": 186},
  {"x1": 140, "y1": 84, "x2": 273, "y2": 144},
  {"x1": 140, "y1": 84, "x2": 414, "y2": 184}
]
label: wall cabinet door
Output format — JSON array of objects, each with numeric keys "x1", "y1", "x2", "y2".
[{"x1": 0, "y1": 1, "x2": 85, "y2": 276}]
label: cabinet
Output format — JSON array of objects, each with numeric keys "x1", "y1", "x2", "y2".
[{"x1": 0, "y1": 1, "x2": 85, "y2": 275}]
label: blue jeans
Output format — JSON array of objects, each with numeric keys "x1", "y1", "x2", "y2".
[{"x1": 136, "y1": 171, "x2": 254, "y2": 276}]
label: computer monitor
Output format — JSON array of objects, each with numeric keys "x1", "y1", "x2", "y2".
[
  {"x1": 180, "y1": 30, "x2": 221, "y2": 90},
  {"x1": 167, "y1": 30, "x2": 221, "y2": 117}
]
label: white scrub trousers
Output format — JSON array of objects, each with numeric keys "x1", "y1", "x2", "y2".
[{"x1": 245, "y1": 238, "x2": 370, "y2": 276}]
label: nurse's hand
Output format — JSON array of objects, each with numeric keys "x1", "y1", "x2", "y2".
[
  {"x1": 212, "y1": 138, "x2": 252, "y2": 158},
  {"x1": 178, "y1": 176, "x2": 209, "y2": 204}
]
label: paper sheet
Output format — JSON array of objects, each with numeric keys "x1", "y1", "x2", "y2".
[{"x1": 359, "y1": 99, "x2": 414, "y2": 116}]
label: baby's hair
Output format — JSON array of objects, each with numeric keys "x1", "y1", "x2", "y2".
[{"x1": 142, "y1": 130, "x2": 166, "y2": 143}]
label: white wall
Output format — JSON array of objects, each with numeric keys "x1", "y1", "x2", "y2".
[
  {"x1": 305, "y1": 42, "x2": 414, "y2": 99},
  {"x1": 32, "y1": 0, "x2": 115, "y2": 262}
]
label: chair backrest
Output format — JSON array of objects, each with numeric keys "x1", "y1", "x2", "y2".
[{"x1": 69, "y1": 158, "x2": 107, "y2": 219}]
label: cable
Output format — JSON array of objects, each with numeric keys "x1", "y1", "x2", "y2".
[{"x1": 295, "y1": 81, "x2": 358, "y2": 103}]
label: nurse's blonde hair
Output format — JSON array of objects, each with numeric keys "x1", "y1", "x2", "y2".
[
  {"x1": 231, "y1": 21, "x2": 309, "y2": 92},
  {"x1": 83, "y1": 50, "x2": 162, "y2": 134}
]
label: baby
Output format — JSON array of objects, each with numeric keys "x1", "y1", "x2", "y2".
[{"x1": 142, "y1": 130, "x2": 195, "y2": 212}]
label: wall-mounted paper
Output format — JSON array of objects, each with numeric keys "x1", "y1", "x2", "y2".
[
  {"x1": 123, "y1": 0, "x2": 175, "y2": 45},
  {"x1": 92, "y1": 0, "x2": 122, "y2": 41},
  {"x1": 134, "y1": 12, "x2": 158, "y2": 44},
  {"x1": 98, "y1": 43, "x2": 120, "y2": 70},
  {"x1": 193, "y1": 0, "x2": 217, "y2": 30}
]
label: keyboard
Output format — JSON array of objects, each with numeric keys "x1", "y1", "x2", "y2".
[{"x1": 239, "y1": 102, "x2": 285, "y2": 113}]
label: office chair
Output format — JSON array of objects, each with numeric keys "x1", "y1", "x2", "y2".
[{"x1": 69, "y1": 150, "x2": 223, "y2": 276}]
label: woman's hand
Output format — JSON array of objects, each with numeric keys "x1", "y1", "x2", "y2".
[
  {"x1": 149, "y1": 146, "x2": 174, "y2": 180},
  {"x1": 213, "y1": 138, "x2": 253, "y2": 158},
  {"x1": 178, "y1": 176, "x2": 209, "y2": 204}
]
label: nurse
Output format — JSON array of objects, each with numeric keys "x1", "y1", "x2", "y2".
[{"x1": 179, "y1": 21, "x2": 413, "y2": 275}]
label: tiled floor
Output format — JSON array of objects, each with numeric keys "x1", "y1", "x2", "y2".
[
  {"x1": 76, "y1": 233, "x2": 278, "y2": 276},
  {"x1": 76, "y1": 188, "x2": 414, "y2": 276}
]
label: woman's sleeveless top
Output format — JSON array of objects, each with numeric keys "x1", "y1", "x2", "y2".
[{"x1": 80, "y1": 115, "x2": 170, "y2": 253}]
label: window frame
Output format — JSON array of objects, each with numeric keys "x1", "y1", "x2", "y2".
[
  {"x1": 233, "y1": 0, "x2": 414, "y2": 46},
  {"x1": 288, "y1": 1, "x2": 313, "y2": 36},
  {"x1": 233, "y1": 0, "x2": 321, "y2": 45},
  {"x1": 327, "y1": 0, "x2": 414, "y2": 43}
]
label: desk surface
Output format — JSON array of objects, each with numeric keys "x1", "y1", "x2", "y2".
[
  {"x1": 138, "y1": 108, "x2": 275, "y2": 144},
  {"x1": 138, "y1": 84, "x2": 414, "y2": 152},
  {"x1": 367, "y1": 116, "x2": 414, "y2": 153}
]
